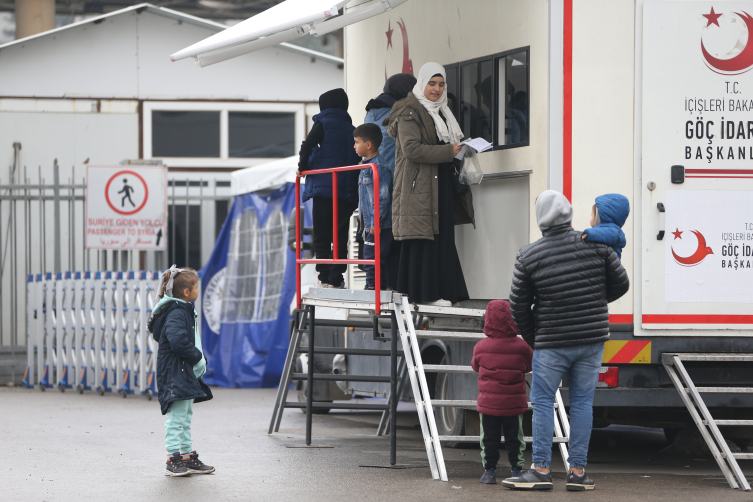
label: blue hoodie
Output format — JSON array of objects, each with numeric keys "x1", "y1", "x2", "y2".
[{"x1": 583, "y1": 193, "x2": 629, "y2": 259}]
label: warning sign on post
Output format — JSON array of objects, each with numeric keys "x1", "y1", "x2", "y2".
[{"x1": 86, "y1": 165, "x2": 167, "y2": 250}]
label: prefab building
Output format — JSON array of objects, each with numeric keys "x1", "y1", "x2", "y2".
[{"x1": 0, "y1": 3, "x2": 344, "y2": 347}]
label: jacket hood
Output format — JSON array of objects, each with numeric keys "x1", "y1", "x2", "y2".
[
  {"x1": 313, "y1": 107, "x2": 353, "y2": 124},
  {"x1": 595, "y1": 194, "x2": 630, "y2": 227},
  {"x1": 483, "y1": 300, "x2": 519, "y2": 338},
  {"x1": 384, "y1": 93, "x2": 422, "y2": 139},
  {"x1": 536, "y1": 190, "x2": 573, "y2": 231},
  {"x1": 319, "y1": 88, "x2": 349, "y2": 112}
]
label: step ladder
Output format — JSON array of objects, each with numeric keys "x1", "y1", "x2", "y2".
[
  {"x1": 268, "y1": 289, "x2": 401, "y2": 464},
  {"x1": 662, "y1": 353, "x2": 753, "y2": 491},
  {"x1": 269, "y1": 290, "x2": 570, "y2": 482}
]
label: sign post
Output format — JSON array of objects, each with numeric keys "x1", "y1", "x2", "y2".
[{"x1": 86, "y1": 166, "x2": 168, "y2": 250}]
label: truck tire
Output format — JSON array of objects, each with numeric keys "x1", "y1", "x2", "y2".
[{"x1": 433, "y1": 355, "x2": 466, "y2": 448}]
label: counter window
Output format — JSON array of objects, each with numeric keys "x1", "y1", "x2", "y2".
[{"x1": 444, "y1": 46, "x2": 529, "y2": 150}]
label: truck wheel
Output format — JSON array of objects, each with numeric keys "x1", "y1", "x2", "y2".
[{"x1": 434, "y1": 355, "x2": 466, "y2": 448}]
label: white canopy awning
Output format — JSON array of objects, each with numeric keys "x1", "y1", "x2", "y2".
[
  {"x1": 171, "y1": 0, "x2": 408, "y2": 67},
  {"x1": 231, "y1": 156, "x2": 301, "y2": 195}
]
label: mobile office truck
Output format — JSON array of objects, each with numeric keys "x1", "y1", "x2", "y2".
[{"x1": 174, "y1": 0, "x2": 753, "y2": 443}]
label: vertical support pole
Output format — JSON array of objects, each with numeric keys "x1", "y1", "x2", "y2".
[
  {"x1": 71, "y1": 166, "x2": 76, "y2": 272},
  {"x1": 306, "y1": 304, "x2": 315, "y2": 445},
  {"x1": 390, "y1": 309, "x2": 398, "y2": 465},
  {"x1": 171, "y1": 180, "x2": 176, "y2": 265},
  {"x1": 295, "y1": 178, "x2": 301, "y2": 309},
  {"x1": 184, "y1": 177, "x2": 189, "y2": 267},
  {"x1": 371, "y1": 164, "x2": 381, "y2": 314},
  {"x1": 53, "y1": 163, "x2": 61, "y2": 274},
  {"x1": 331, "y1": 172, "x2": 338, "y2": 260}
]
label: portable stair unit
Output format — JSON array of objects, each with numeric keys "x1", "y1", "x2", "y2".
[
  {"x1": 269, "y1": 290, "x2": 571, "y2": 481},
  {"x1": 662, "y1": 353, "x2": 753, "y2": 491}
]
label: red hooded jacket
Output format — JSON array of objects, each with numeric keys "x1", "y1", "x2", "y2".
[{"x1": 472, "y1": 300, "x2": 534, "y2": 417}]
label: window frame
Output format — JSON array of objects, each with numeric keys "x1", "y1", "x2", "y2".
[
  {"x1": 444, "y1": 45, "x2": 530, "y2": 152},
  {"x1": 493, "y1": 46, "x2": 531, "y2": 151},
  {"x1": 143, "y1": 101, "x2": 306, "y2": 168}
]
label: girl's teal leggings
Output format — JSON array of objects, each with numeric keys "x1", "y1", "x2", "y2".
[{"x1": 165, "y1": 399, "x2": 193, "y2": 455}]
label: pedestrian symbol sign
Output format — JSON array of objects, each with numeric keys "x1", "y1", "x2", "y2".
[{"x1": 86, "y1": 165, "x2": 167, "y2": 250}]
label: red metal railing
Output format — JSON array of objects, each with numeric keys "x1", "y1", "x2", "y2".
[{"x1": 295, "y1": 163, "x2": 382, "y2": 314}]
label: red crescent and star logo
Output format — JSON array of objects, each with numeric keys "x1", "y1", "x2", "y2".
[
  {"x1": 385, "y1": 18, "x2": 414, "y2": 81},
  {"x1": 701, "y1": 7, "x2": 753, "y2": 75},
  {"x1": 671, "y1": 228, "x2": 714, "y2": 267}
]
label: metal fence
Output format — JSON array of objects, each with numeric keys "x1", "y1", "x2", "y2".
[{"x1": 0, "y1": 158, "x2": 232, "y2": 351}]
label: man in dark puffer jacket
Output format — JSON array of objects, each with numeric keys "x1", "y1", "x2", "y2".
[{"x1": 503, "y1": 190, "x2": 629, "y2": 492}]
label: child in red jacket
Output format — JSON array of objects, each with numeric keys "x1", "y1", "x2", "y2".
[{"x1": 472, "y1": 299, "x2": 534, "y2": 485}]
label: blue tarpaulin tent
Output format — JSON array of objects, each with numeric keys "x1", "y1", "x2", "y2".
[{"x1": 199, "y1": 158, "x2": 311, "y2": 388}]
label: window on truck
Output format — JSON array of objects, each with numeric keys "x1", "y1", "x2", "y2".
[{"x1": 444, "y1": 46, "x2": 530, "y2": 150}]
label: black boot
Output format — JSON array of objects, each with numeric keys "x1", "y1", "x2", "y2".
[
  {"x1": 165, "y1": 452, "x2": 190, "y2": 477},
  {"x1": 183, "y1": 451, "x2": 215, "y2": 474}
]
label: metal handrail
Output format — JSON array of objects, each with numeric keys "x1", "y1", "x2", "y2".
[{"x1": 294, "y1": 163, "x2": 381, "y2": 313}]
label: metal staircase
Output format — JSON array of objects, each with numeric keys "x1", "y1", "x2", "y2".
[
  {"x1": 270, "y1": 290, "x2": 571, "y2": 481},
  {"x1": 662, "y1": 353, "x2": 753, "y2": 491}
]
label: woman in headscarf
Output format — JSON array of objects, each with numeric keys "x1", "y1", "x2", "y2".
[{"x1": 385, "y1": 62, "x2": 473, "y2": 306}]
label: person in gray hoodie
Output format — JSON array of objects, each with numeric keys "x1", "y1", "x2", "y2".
[{"x1": 504, "y1": 191, "x2": 629, "y2": 492}]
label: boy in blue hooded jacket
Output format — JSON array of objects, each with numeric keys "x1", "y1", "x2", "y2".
[{"x1": 582, "y1": 194, "x2": 630, "y2": 259}]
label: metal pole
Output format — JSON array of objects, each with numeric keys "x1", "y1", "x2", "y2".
[
  {"x1": 306, "y1": 304, "x2": 315, "y2": 445},
  {"x1": 12, "y1": 165, "x2": 17, "y2": 346},
  {"x1": 53, "y1": 163, "x2": 61, "y2": 274},
  {"x1": 71, "y1": 166, "x2": 75, "y2": 272},
  {"x1": 390, "y1": 310, "x2": 398, "y2": 464},
  {"x1": 184, "y1": 178, "x2": 189, "y2": 267},
  {"x1": 83, "y1": 176, "x2": 88, "y2": 271},
  {"x1": 38, "y1": 167, "x2": 44, "y2": 273},
  {"x1": 0, "y1": 174, "x2": 4, "y2": 346},
  {"x1": 171, "y1": 180, "x2": 175, "y2": 265},
  {"x1": 24, "y1": 167, "x2": 29, "y2": 348}
]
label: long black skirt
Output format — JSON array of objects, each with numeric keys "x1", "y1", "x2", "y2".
[{"x1": 395, "y1": 162, "x2": 469, "y2": 304}]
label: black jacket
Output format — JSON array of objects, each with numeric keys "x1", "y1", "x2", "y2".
[
  {"x1": 509, "y1": 224, "x2": 630, "y2": 349},
  {"x1": 151, "y1": 301, "x2": 213, "y2": 415}
]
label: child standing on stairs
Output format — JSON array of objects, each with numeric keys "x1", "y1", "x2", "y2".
[
  {"x1": 148, "y1": 265, "x2": 215, "y2": 477},
  {"x1": 472, "y1": 299, "x2": 533, "y2": 485}
]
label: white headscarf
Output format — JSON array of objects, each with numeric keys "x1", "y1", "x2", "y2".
[{"x1": 412, "y1": 62, "x2": 464, "y2": 144}]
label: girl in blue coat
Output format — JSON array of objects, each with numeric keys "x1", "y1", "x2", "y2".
[{"x1": 148, "y1": 265, "x2": 214, "y2": 477}]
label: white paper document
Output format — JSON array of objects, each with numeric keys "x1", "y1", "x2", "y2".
[{"x1": 455, "y1": 137, "x2": 493, "y2": 159}]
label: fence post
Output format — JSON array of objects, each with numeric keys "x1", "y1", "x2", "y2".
[{"x1": 53, "y1": 163, "x2": 61, "y2": 275}]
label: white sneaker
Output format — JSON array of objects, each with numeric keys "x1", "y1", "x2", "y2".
[{"x1": 423, "y1": 299, "x2": 452, "y2": 307}]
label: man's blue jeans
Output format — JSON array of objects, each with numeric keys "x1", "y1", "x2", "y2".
[{"x1": 531, "y1": 343, "x2": 604, "y2": 470}]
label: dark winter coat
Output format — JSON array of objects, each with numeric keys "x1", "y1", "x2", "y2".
[
  {"x1": 300, "y1": 89, "x2": 361, "y2": 205},
  {"x1": 509, "y1": 224, "x2": 630, "y2": 350},
  {"x1": 472, "y1": 300, "x2": 533, "y2": 417},
  {"x1": 152, "y1": 301, "x2": 213, "y2": 415},
  {"x1": 583, "y1": 193, "x2": 630, "y2": 259},
  {"x1": 385, "y1": 93, "x2": 474, "y2": 241}
]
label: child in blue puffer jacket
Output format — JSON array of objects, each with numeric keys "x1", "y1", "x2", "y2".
[{"x1": 582, "y1": 194, "x2": 630, "y2": 259}]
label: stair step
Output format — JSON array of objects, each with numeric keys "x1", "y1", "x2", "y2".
[
  {"x1": 431, "y1": 400, "x2": 477, "y2": 407},
  {"x1": 671, "y1": 353, "x2": 753, "y2": 362},
  {"x1": 415, "y1": 331, "x2": 484, "y2": 342},
  {"x1": 694, "y1": 387, "x2": 753, "y2": 393},
  {"x1": 290, "y1": 373, "x2": 391, "y2": 383},
  {"x1": 714, "y1": 420, "x2": 753, "y2": 426},
  {"x1": 423, "y1": 364, "x2": 475, "y2": 374},
  {"x1": 284, "y1": 402, "x2": 389, "y2": 411},
  {"x1": 732, "y1": 453, "x2": 753, "y2": 460},
  {"x1": 439, "y1": 435, "x2": 569, "y2": 443}
]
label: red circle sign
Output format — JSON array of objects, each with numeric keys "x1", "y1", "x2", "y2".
[{"x1": 105, "y1": 170, "x2": 149, "y2": 215}]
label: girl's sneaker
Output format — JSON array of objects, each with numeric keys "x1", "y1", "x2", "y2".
[
  {"x1": 479, "y1": 468, "x2": 496, "y2": 484},
  {"x1": 165, "y1": 453, "x2": 190, "y2": 477},
  {"x1": 183, "y1": 451, "x2": 215, "y2": 474}
]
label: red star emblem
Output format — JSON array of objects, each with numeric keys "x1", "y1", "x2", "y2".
[
  {"x1": 703, "y1": 7, "x2": 722, "y2": 28},
  {"x1": 386, "y1": 21, "x2": 394, "y2": 49},
  {"x1": 672, "y1": 228, "x2": 683, "y2": 240}
]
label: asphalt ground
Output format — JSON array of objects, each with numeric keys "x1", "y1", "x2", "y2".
[{"x1": 3, "y1": 386, "x2": 753, "y2": 501}]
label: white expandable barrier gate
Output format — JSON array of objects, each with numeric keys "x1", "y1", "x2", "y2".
[{"x1": 23, "y1": 271, "x2": 162, "y2": 400}]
